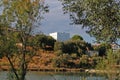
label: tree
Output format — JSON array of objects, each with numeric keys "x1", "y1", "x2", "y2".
[
  {"x1": 52, "y1": 54, "x2": 71, "y2": 68},
  {"x1": 34, "y1": 34, "x2": 56, "y2": 50},
  {"x1": 34, "y1": 34, "x2": 48, "y2": 49},
  {"x1": 71, "y1": 35, "x2": 83, "y2": 40},
  {"x1": 54, "y1": 41, "x2": 64, "y2": 52},
  {"x1": 93, "y1": 43, "x2": 111, "y2": 56},
  {"x1": 0, "y1": 31, "x2": 19, "y2": 80},
  {"x1": 54, "y1": 39, "x2": 92, "y2": 56},
  {"x1": 46, "y1": 36, "x2": 56, "y2": 50},
  {"x1": 96, "y1": 50, "x2": 120, "y2": 80},
  {"x1": 79, "y1": 55, "x2": 90, "y2": 68},
  {"x1": 60, "y1": 0, "x2": 120, "y2": 44},
  {"x1": 0, "y1": 0, "x2": 48, "y2": 80}
]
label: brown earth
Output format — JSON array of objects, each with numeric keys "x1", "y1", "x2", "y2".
[
  {"x1": 0, "y1": 49, "x2": 84, "y2": 72},
  {"x1": 0, "y1": 49, "x2": 56, "y2": 71}
]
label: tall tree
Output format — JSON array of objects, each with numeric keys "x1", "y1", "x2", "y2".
[
  {"x1": 0, "y1": 0, "x2": 48, "y2": 80},
  {"x1": 34, "y1": 34, "x2": 56, "y2": 50},
  {"x1": 60, "y1": 0, "x2": 120, "y2": 44}
]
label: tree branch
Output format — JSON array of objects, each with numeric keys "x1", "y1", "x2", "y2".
[{"x1": 7, "y1": 55, "x2": 20, "y2": 80}]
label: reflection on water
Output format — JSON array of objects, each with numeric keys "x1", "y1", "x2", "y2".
[{"x1": 0, "y1": 71, "x2": 107, "y2": 80}]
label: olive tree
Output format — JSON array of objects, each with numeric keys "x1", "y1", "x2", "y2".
[{"x1": 0, "y1": 0, "x2": 48, "y2": 80}]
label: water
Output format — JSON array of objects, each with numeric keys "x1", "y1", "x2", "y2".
[{"x1": 0, "y1": 71, "x2": 107, "y2": 80}]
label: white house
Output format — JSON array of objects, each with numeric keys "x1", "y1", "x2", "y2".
[{"x1": 49, "y1": 32, "x2": 70, "y2": 41}]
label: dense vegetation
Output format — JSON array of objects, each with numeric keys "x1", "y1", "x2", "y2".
[
  {"x1": 0, "y1": 28, "x2": 120, "y2": 80},
  {"x1": 60, "y1": 0, "x2": 120, "y2": 43},
  {"x1": 0, "y1": 0, "x2": 120, "y2": 80},
  {"x1": 59, "y1": 0, "x2": 120, "y2": 79},
  {"x1": 0, "y1": 0, "x2": 48, "y2": 80},
  {"x1": 1, "y1": 33, "x2": 119, "y2": 70}
]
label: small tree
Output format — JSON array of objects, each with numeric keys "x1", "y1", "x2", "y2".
[
  {"x1": 96, "y1": 50, "x2": 120, "y2": 80},
  {"x1": 0, "y1": 0, "x2": 48, "y2": 80},
  {"x1": 54, "y1": 41, "x2": 64, "y2": 52},
  {"x1": 52, "y1": 54, "x2": 71, "y2": 68},
  {"x1": 94, "y1": 43, "x2": 111, "y2": 56},
  {"x1": 79, "y1": 55, "x2": 90, "y2": 68},
  {"x1": 71, "y1": 35, "x2": 83, "y2": 40},
  {"x1": 34, "y1": 34, "x2": 56, "y2": 50}
]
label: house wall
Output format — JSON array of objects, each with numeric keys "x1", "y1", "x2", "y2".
[{"x1": 49, "y1": 32, "x2": 70, "y2": 41}]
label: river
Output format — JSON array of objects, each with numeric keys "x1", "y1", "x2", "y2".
[{"x1": 0, "y1": 71, "x2": 107, "y2": 80}]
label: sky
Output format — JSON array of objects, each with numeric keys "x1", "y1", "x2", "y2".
[
  {"x1": 36, "y1": 0, "x2": 96, "y2": 43},
  {"x1": 0, "y1": 0, "x2": 119, "y2": 44},
  {"x1": 0, "y1": 0, "x2": 95, "y2": 44}
]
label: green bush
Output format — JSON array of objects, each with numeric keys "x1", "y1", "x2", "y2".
[
  {"x1": 55, "y1": 50, "x2": 63, "y2": 56},
  {"x1": 96, "y1": 49, "x2": 120, "y2": 80},
  {"x1": 52, "y1": 54, "x2": 71, "y2": 68},
  {"x1": 71, "y1": 53, "x2": 78, "y2": 59},
  {"x1": 54, "y1": 41, "x2": 64, "y2": 51}
]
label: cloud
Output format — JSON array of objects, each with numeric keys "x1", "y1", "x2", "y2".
[{"x1": 36, "y1": 0, "x2": 96, "y2": 43}]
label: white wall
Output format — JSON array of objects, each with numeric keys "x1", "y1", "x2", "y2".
[{"x1": 49, "y1": 32, "x2": 70, "y2": 41}]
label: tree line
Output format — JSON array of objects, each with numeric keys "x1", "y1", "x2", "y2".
[{"x1": 0, "y1": 0, "x2": 120, "y2": 80}]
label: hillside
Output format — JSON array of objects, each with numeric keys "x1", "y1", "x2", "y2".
[
  {"x1": 28, "y1": 50, "x2": 56, "y2": 69},
  {"x1": 0, "y1": 49, "x2": 56, "y2": 70}
]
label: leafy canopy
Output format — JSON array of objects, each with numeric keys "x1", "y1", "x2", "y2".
[
  {"x1": 1, "y1": 0, "x2": 48, "y2": 34},
  {"x1": 71, "y1": 35, "x2": 83, "y2": 40},
  {"x1": 0, "y1": 0, "x2": 48, "y2": 80},
  {"x1": 60, "y1": 0, "x2": 120, "y2": 43}
]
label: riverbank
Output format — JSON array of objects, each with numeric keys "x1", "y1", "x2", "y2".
[
  {"x1": 0, "y1": 71, "x2": 108, "y2": 80},
  {"x1": 0, "y1": 66, "x2": 84, "y2": 72},
  {"x1": 0, "y1": 66, "x2": 119, "y2": 74},
  {"x1": 0, "y1": 50, "x2": 119, "y2": 74}
]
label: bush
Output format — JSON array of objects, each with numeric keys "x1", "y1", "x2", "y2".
[
  {"x1": 79, "y1": 55, "x2": 90, "y2": 68},
  {"x1": 55, "y1": 50, "x2": 63, "y2": 56},
  {"x1": 96, "y1": 49, "x2": 120, "y2": 80},
  {"x1": 54, "y1": 41, "x2": 64, "y2": 51},
  {"x1": 71, "y1": 53, "x2": 78, "y2": 59},
  {"x1": 52, "y1": 54, "x2": 71, "y2": 68}
]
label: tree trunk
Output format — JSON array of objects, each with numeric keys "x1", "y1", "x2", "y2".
[{"x1": 7, "y1": 55, "x2": 20, "y2": 80}]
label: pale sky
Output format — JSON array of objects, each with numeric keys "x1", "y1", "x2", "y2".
[
  {"x1": 37, "y1": 0, "x2": 96, "y2": 43},
  {"x1": 0, "y1": 0, "x2": 95, "y2": 43},
  {"x1": 0, "y1": 0, "x2": 119, "y2": 44}
]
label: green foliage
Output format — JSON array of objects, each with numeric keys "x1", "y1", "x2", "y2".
[
  {"x1": 34, "y1": 34, "x2": 47, "y2": 49},
  {"x1": 53, "y1": 39, "x2": 99, "y2": 69},
  {"x1": 63, "y1": 40, "x2": 92, "y2": 56},
  {"x1": 79, "y1": 55, "x2": 101, "y2": 69},
  {"x1": 0, "y1": 29, "x2": 19, "y2": 58},
  {"x1": 52, "y1": 54, "x2": 71, "y2": 68},
  {"x1": 27, "y1": 36, "x2": 36, "y2": 46},
  {"x1": 63, "y1": 40, "x2": 79, "y2": 54},
  {"x1": 54, "y1": 39, "x2": 93, "y2": 57},
  {"x1": 0, "y1": 0, "x2": 48, "y2": 80},
  {"x1": 96, "y1": 49, "x2": 120, "y2": 80},
  {"x1": 60, "y1": 0, "x2": 120, "y2": 43},
  {"x1": 94, "y1": 43, "x2": 111, "y2": 56},
  {"x1": 55, "y1": 50, "x2": 63, "y2": 56},
  {"x1": 34, "y1": 34, "x2": 56, "y2": 50},
  {"x1": 86, "y1": 42, "x2": 94, "y2": 50},
  {"x1": 71, "y1": 53, "x2": 78, "y2": 59},
  {"x1": 71, "y1": 35, "x2": 83, "y2": 40},
  {"x1": 0, "y1": 38, "x2": 17, "y2": 56},
  {"x1": 54, "y1": 41, "x2": 64, "y2": 51},
  {"x1": 79, "y1": 55, "x2": 90, "y2": 68}
]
